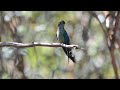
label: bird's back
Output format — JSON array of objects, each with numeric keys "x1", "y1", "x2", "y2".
[{"x1": 60, "y1": 29, "x2": 75, "y2": 63}]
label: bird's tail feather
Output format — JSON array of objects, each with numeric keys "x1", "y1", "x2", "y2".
[{"x1": 62, "y1": 47, "x2": 75, "y2": 63}]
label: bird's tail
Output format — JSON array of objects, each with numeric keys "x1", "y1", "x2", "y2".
[{"x1": 62, "y1": 47, "x2": 75, "y2": 63}]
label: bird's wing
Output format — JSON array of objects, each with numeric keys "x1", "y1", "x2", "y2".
[{"x1": 64, "y1": 30, "x2": 70, "y2": 45}]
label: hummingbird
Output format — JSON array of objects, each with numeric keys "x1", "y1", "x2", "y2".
[{"x1": 56, "y1": 20, "x2": 75, "y2": 63}]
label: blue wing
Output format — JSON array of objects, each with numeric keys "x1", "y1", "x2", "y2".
[{"x1": 64, "y1": 30, "x2": 70, "y2": 45}]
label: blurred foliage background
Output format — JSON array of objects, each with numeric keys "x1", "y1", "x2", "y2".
[{"x1": 0, "y1": 11, "x2": 119, "y2": 79}]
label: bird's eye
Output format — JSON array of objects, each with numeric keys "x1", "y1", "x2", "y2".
[
  {"x1": 61, "y1": 20, "x2": 65, "y2": 24},
  {"x1": 63, "y1": 21, "x2": 65, "y2": 24},
  {"x1": 58, "y1": 20, "x2": 66, "y2": 27}
]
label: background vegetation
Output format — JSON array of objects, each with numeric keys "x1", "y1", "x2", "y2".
[{"x1": 0, "y1": 11, "x2": 119, "y2": 79}]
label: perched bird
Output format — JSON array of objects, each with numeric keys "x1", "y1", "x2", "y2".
[{"x1": 56, "y1": 20, "x2": 75, "y2": 63}]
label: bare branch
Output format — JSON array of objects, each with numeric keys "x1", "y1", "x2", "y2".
[
  {"x1": 89, "y1": 11, "x2": 108, "y2": 38},
  {"x1": 110, "y1": 49, "x2": 119, "y2": 79},
  {"x1": 0, "y1": 42, "x2": 83, "y2": 50},
  {"x1": 90, "y1": 11, "x2": 120, "y2": 79},
  {"x1": 109, "y1": 11, "x2": 120, "y2": 79}
]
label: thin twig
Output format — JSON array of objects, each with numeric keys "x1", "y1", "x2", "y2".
[
  {"x1": 110, "y1": 49, "x2": 119, "y2": 79},
  {"x1": 89, "y1": 11, "x2": 108, "y2": 38},
  {"x1": 0, "y1": 42, "x2": 82, "y2": 49},
  {"x1": 109, "y1": 11, "x2": 120, "y2": 79},
  {"x1": 90, "y1": 11, "x2": 119, "y2": 79}
]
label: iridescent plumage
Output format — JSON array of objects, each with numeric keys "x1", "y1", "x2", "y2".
[{"x1": 56, "y1": 20, "x2": 75, "y2": 63}]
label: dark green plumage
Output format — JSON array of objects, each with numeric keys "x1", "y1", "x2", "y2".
[{"x1": 56, "y1": 20, "x2": 75, "y2": 63}]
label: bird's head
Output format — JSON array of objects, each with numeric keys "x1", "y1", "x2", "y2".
[{"x1": 58, "y1": 20, "x2": 66, "y2": 27}]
